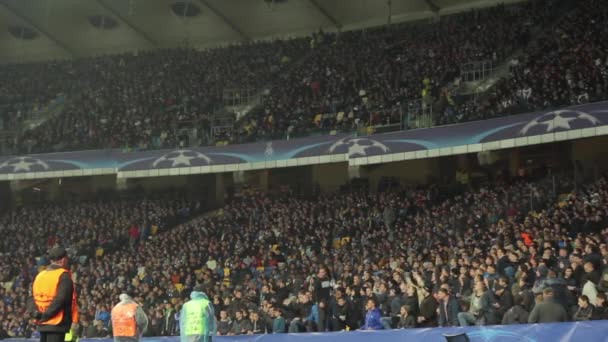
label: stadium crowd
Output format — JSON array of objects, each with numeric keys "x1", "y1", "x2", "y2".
[
  {"x1": 439, "y1": 0, "x2": 608, "y2": 124},
  {"x1": 4, "y1": 0, "x2": 608, "y2": 153},
  {"x1": 0, "y1": 197, "x2": 198, "y2": 338},
  {"x1": 241, "y1": 1, "x2": 542, "y2": 140},
  {"x1": 1, "y1": 170, "x2": 608, "y2": 338},
  {"x1": 3, "y1": 40, "x2": 307, "y2": 153}
]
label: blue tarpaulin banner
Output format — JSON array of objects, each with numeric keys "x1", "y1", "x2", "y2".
[{"x1": 56, "y1": 321, "x2": 605, "y2": 342}]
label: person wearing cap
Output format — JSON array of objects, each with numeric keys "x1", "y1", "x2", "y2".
[
  {"x1": 110, "y1": 294, "x2": 148, "y2": 342},
  {"x1": 180, "y1": 285, "x2": 216, "y2": 342},
  {"x1": 31, "y1": 247, "x2": 79, "y2": 342}
]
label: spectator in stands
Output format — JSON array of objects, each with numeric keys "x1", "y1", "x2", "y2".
[
  {"x1": 313, "y1": 266, "x2": 333, "y2": 332},
  {"x1": 573, "y1": 295, "x2": 595, "y2": 321},
  {"x1": 216, "y1": 310, "x2": 232, "y2": 336},
  {"x1": 528, "y1": 288, "x2": 569, "y2": 323},
  {"x1": 271, "y1": 308, "x2": 285, "y2": 334},
  {"x1": 437, "y1": 288, "x2": 460, "y2": 327},
  {"x1": 501, "y1": 295, "x2": 530, "y2": 325},
  {"x1": 492, "y1": 282, "x2": 514, "y2": 323},
  {"x1": 248, "y1": 311, "x2": 264, "y2": 334},
  {"x1": 397, "y1": 305, "x2": 416, "y2": 329},
  {"x1": 458, "y1": 281, "x2": 491, "y2": 326},
  {"x1": 592, "y1": 293, "x2": 608, "y2": 320},
  {"x1": 361, "y1": 298, "x2": 383, "y2": 330}
]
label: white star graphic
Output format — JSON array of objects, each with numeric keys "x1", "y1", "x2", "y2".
[
  {"x1": 328, "y1": 137, "x2": 390, "y2": 157},
  {"x1": 0, "y1": 157, "x2": 49, "y2": 172},
  {"x1": 348, "y1": 143, "x2": 369, "y2": 157},
  {"x1": 540, "y1": 114, "x2": 575, "y2": 132},
  {"x1": 170, "y1": 153, "x2": 195, "y2": 167},
  {"x1": 12, "y1": 159, "x2": 35, "y2": 172},
  {"x1": 152, "y1": 150, "x2": 212, "y2": 168},
  {"x1": 520, "y1": 110, "x2": 601, "y2": 135}
]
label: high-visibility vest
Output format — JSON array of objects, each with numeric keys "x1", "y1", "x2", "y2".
[
  {"x1": 181, "y1": 298, "x2": 210, "y2": 336},
  {"x1": 65, "y1": 329, "x2": 77, "y2": 342},
  {"x1": 111, "y1": 302, "x2": 138, "y2": 337},
  {"x1": 33, "y1": 268, "x2": 78, "y2": 325}
]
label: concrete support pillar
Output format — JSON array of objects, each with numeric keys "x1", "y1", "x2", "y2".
[
  {"x1": 509, "y1": 149, "x2": 521, "y2": 177},
  {"x1": 215, "y1": 173, "x2": 225, "y2": 207}
]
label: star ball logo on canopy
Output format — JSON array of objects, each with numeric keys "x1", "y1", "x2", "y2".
[
  {"x1": 0, "y1": 156, "x2": 50, "y2": 172},
  {"x1": 328, "y1": 137, "x2": 390, "y2": 157},
  {"x1": 152, "y1": 150, "x2": 213, "y2": 168},
  {"x1": 519, "y1": 109, "x2": 600, "y2": 135}
]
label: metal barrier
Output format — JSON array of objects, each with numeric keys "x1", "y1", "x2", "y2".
[{"x1": 460, "y1": 60, "x2": 496, "y2": 83}]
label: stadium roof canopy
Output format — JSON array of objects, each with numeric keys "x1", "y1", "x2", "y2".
[{"x1": 0, "y1": 0, "x2": 524, "y2": 63}]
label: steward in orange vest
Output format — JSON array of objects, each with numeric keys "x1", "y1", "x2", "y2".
[
  {"x1": 111, "y1": 294, "x2": 148, "y2": 342},
  {"x1": 31, "y1": 247, "x2": 79, "y2": 342}
]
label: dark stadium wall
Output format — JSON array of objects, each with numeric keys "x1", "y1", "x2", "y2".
[
  {"x1": 311, "y1": 162, "x2": 349, "y2": 193},
  {"x1": 571, "y1": 136, "x2": 608, "y2": 164},
  {"x1": 0, "y1": 181, "x2": 10, "y2": 212},
  {"x1": 363, "y1": 158, "x2": 441, "y2": 190},
  {"x1": 268, "y1": 166, "x2": 314, "y2": 197},
  {"x1": 125, "y1": 174, "x2": 216, "y2": 204},
  {"x1": 571, "y1": 136, "x2": 608, "y2": 180}
]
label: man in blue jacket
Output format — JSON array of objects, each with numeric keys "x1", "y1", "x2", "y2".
[{"x1": 361, "y1": 298, "x2": 383, "y2": 330}]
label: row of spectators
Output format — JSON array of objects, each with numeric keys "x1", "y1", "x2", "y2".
[{"x1": 1, "y1": 170, "x2": 608, "y2": 337}]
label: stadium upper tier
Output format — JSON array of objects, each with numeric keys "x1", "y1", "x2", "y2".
[{"x1": 0, "y1": 0, "x2": 605, "y2": 156}]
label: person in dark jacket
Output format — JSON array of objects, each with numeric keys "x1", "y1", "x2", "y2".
[
  {"x1": 403, "y1": 285, "x2": 420, "y2": 318},
  {"x1": 247, "y1": 311, "x2": 266, "y2": 335},
  {"x1": 592, "y1": 293, "x2": 608, "y2": 320},
  {"x1": 437, "y1": 288, "x2": 460, "y2": 327},
  {"x1": 346, "y1": 287, "x2": 363, "y2": 330},
  {"x1": 528, "y1": 288, "x2": 569, "y2": 323},
  {"x1": 491, "y1": 284, "x2": 514, "y2": 323},
  {"x1": 228, "y1": 310, "x2": 246, "y2": 335},
  {"x1": 30, "y1": 247, "x2": 77, "y2": 342},
  {"x1": 160, "y1": 303, "x2": 176, "y2": 336},
  {"x1": 313, "y1": 266, "x2": 332, "y2": 332},
  {"x1": 145, "y1": 312, "x2": 162, "y2": 337},
  {"x1": 396, "y1": 305, "x2": 416, "y2": 329},
  {"x1": 331, "y1": 297, "x2": 352, "y2": 331},
  {"x1": 417, "y1": 288, "x2": 438, "y2": 327},
  {"x1": 216, "y1": 310, "x2": 232, "y2": 335},
  {"x1": 82, "y1": 320, "x2": 109, "y2": 338},
  {"x1": 501, "y1": 295, "x2": 529, "y2": 325},
  {"x1": 287, "y1": 292, "x2": 313, "y2": 333},
  {"x1": 573, "y1": 295, "x2": 594, "y2": 321}
]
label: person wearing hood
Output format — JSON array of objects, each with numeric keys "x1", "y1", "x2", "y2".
[
  {"x1": 180, "y1": 286, "x2": 216, "y2": 342},
  {"x1": 111, "y1": 294, "x2": 148, "y2": 342},
  {"x1": 532, "y1": 265, "x2": 549, "y2": 294}
]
